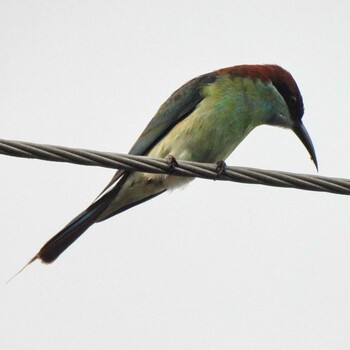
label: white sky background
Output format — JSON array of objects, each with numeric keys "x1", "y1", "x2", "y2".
[{"x1": 0, "y1": 1, "x2": 349, "y2": 349}]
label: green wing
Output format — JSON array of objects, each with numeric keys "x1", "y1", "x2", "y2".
[{"x1": 129, "y1": 73, "x2": 217, "y2": 155}]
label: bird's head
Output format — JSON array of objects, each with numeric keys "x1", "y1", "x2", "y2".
[
  {"x1": 218, "y1": 65, "x2": 318, "y2": 170},
  {"x1": 264, "y1": 65, "x2": 318, "y2": 170}
]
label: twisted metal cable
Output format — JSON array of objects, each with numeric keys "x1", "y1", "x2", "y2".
[{"x1": 0, "y1": 138, "x2": 349, "y2": 195}]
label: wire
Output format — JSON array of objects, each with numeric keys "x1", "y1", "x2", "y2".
[{"x1": 0, "y1": 138, "x2": 349, "y2": 195}]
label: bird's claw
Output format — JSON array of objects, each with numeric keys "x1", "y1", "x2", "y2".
[
  {"x1": 165, "y1": 155, "x2": 179, "y2": 173},
  {"x1": 215, "y1": 160, "x2": 227, "y2": 176}
]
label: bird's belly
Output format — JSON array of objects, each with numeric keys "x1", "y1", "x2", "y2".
[
  {"x1": 147, "y1": 110, "x2": 249, "y2": 164},
  {"x1": 141, "y1": 110, "x2": 249, "y2": 191},
  {"x1": 103, "y1": 103, "x2": 255, "y2": 216}
]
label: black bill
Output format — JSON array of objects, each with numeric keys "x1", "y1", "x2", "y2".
[{"x1": 293, "y1": 122, "x2": 318, "y2": 170}]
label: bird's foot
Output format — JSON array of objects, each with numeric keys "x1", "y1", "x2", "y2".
[
  {"x1": 215, "y1": 160, "x2": 227, "y2": 176},
  {"x1": 165, "y1": 155, "x2": 179, "y2": 173}
]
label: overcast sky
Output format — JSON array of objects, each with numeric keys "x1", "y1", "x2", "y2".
[{"x1": 1, "y1": 1, "x2": 349, "y2": 349}]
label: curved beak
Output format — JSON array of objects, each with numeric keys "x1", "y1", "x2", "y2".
[{"x1": 293, "y1": 122, "x2": 318, "y2": 170}]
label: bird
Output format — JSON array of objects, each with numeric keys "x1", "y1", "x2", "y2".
[{"x1": 30, "y1": 64, "x2": 318, "y2": 265}]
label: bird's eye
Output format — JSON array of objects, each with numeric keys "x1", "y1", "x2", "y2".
[{"x1": 290, "y1": 96, "x2": 297, "y2": 104}]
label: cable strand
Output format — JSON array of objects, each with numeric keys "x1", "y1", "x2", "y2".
[{"x1": 0, "y1": 138, "x2": 349, "y2": 195}]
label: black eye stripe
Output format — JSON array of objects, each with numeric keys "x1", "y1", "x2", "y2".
[{"x1": 273, "y1": 81, "x2": 304, "y2": 121}]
